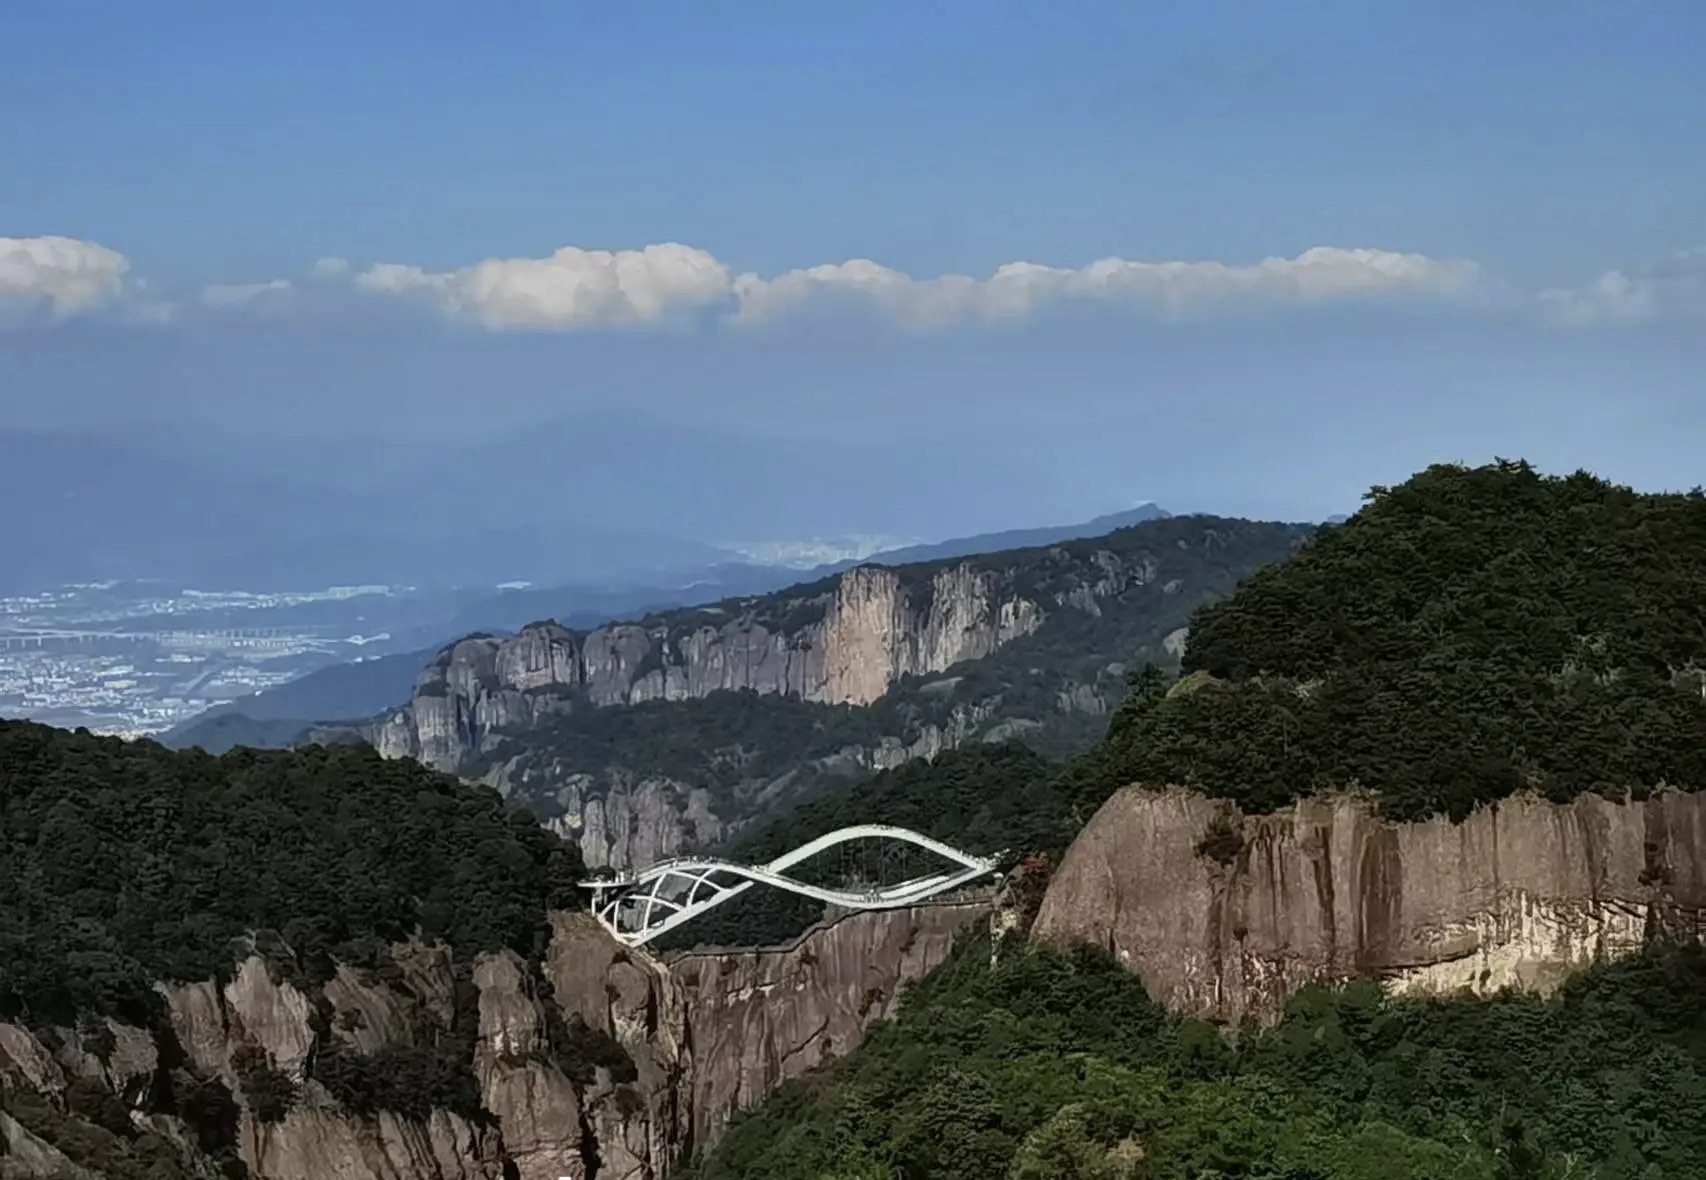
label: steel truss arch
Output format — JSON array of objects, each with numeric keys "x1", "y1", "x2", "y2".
[{"x1": 579, "y1": 824, "x2": 1002, "y2": 947}]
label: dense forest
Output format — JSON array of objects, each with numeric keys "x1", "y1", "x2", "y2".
[
  {"x1": 1074, "y1": 461, "x2": 1706, "y2": 820},
  {"x1": 681, "y1": 933, "x2": 1706, "y2": 1180},
  {"x1": 0, "y1": 721, "x2": 584, "y2": 1025},
  {"x1": 0, "y1": 721, "x2": 604, "y2": 1178}
]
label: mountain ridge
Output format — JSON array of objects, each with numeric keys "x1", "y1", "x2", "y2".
[
  {"x1": 322, "y1": 513, "x2": 1310, "y2": 870},
  {"x1": 161, "y1": 503, "x2": 1177, "y2": 754}
]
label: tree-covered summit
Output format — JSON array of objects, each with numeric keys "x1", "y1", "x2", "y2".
[
  {"x1": 0, "y1": 721, "x2": 584, "y2": 1025},
  {"x1": 1080, "y1": 460, "x2": 1706, "y2": 820}
]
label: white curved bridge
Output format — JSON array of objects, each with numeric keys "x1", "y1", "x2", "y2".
[{"x1": 580, "y1": 824, "x2": 1003, "y2": 947}]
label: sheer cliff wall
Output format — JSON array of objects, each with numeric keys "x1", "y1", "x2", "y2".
[
  {"x1": 1032, "y1": 787, "x2": 1706, "y2": 1025},
  {"x1": 362, "y1": 564, "x2": 1048, "y2": 772}
]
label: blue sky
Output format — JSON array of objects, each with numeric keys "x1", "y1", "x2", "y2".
[{"x1": 2, "y1": 0, "x2": 1703, "y2": 534}]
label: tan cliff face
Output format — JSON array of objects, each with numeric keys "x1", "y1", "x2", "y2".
[
  {"x1": 669, "y1": 900, "x2": 990, "y2": 1148},
  {"x1": 1032, "y1": 786, "x2": 1706, "y2": 1025},
  {"x1": 360, "y1": 561, "x2": 1051, "y2": 774},
  {"x1": 0, "y1": 901, "x2": 987, "y2": 1180}
]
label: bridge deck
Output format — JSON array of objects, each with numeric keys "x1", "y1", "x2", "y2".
[{"x1": 584, "y1": 825, "x2": 1003, "y2": 948}]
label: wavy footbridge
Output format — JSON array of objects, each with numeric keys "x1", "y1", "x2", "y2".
[{"x1": 582, "y1": 824, "x2": 1005, "y2": 947}]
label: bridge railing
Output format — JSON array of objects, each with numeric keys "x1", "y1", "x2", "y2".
[{"x1": 584, "y1": 825, "x2": 1003, "y2": 947}]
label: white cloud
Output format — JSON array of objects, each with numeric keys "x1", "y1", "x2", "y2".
[
  {"x1": 310, "y1": 256, "x2": 349, "y2": 279},
  {"x1": 347, "y1": 242, "x2": 1477, "y2": 331},
  {"x1": 1541, "y1": 251, "x2": 1706, "y2": 325},
  {"x1": 201, "y1": 278, "x2": 294, "y2": 308},
  {"x1": 352, "y1": 244, "x2": 732, "y2": 328},
  {"x1": 733, "y1": 246, "x2": 1479, "y2": 327},
  {"x1": 0, "y1": 235, "x2": 130, "y2": 315}
]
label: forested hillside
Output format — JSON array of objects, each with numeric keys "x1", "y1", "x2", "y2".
[
  {"x1": 680, "y1": 461, "x2": 1706, "y2": 1179},
  {"x1": 0, "y1": 721, "x2": 582, "y2": 1025},
  {"x1": 1075, "y1": 460, "x2": 1706, "y2": 821},
  {"x1": 683, "y1": 934, "x2": 1706, "y2": 1180}
]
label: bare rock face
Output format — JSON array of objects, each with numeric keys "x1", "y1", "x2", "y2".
[
  {"x1": 514, "y1": 772, "x2": 727, "y2": 873},
  {"x1": 0, "y1": 1109, "x2": 98, "y2": 1179},
  {"x1": 673, "y1": 900, "x2": 990, "y2": 1149},
  {"x1": 246, "y1": 1109, "x2": 503, "y2": 1180},
  {"x1": 1033, "y1": 786, "x2": 1706, "y2": 1024},
  {"x1": 362, "y1": 561, "x2": 1052, "y2": 774},
  {"x1": 1, "y1": 902, "x2": 986, "y2": 1180},
  {"x1": 0, "y1": 1025, "x2": 62, "y2": 1096}
]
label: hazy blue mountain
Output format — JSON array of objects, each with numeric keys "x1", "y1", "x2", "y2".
[
  {"x1": 160, "y1": 504, "x2": 1184, "y2": 752},
  {"x1": 159, "y1": 713, "x2": 320, "y2": 755}
]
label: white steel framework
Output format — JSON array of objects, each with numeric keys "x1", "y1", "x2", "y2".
[{"x1": 580, "y1": 824, "x2": 1002, "y2": 947}]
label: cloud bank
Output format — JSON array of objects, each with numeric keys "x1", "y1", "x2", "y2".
[
  {"x1": 353, "y1": 243, "x2": 732, "y2": 328},
  {"x1": 348, "y1": 242, "x2": 1479, "y2": 330},
  {"x1": 17, "y1": 232, "x2": 1700, "y2": 336},
  {"x1": 0, "y1": 236, "x2": 130, "y2": 315}
]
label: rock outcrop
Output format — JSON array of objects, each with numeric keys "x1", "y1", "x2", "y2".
[
  {"x1": 316, "y1": 518, "x2": 1320, "y2": 872},
  {"x1": 361, "y1": 562, "x2": 1054, "y2": 772},
  {"x1": 1032, "y1": 786, "x2": 1706, "y2": 1024},
  {"x1": 0, "y1": 900, "x2": 990, "y2": 1180},
  {"x1": 671, "y1": 900, "x2": 989, "y2": 1147}
]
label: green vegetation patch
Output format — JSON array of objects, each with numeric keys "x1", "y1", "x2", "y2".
[
  {"x1": 1077, "y1": 462, "x2": 1706, "y2": 821},
  {"x1": 680, "y1": 934, "x2": 1706, "y2": 1180},
  {"x1": 0, "y1": 721, "x2": 585, "y2": 1025}
]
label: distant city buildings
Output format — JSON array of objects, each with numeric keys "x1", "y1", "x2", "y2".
[{"x1": 0, "y1": 582, "x2": 409, "y2": 735}]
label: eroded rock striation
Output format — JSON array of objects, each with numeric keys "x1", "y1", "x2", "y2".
[
  {"x1": 1032, "y1": 786, "x2": 1706, "y2": 1024},
  {"x1": 0, "y1": 901, "x2": 988, "y2": 1180},
  {"x1": 361, "y1": 563, "x2": 1052, "y2": 772},
  {"x1": 669, "y1": 900, "x2": 989, "y2": 1148}
]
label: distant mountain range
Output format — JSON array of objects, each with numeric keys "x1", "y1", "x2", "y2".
[{"x1": 160, "y1": 502, "x2": 1173, "y2": 752}]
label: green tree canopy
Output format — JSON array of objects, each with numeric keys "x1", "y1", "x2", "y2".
[{"x1": 0, "y1": 721, "x2": 585, "y2": 1024}]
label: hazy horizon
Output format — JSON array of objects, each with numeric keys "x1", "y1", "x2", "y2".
[{"x1": 4, "y1": 1, "x2": 1702, "y2": 587}]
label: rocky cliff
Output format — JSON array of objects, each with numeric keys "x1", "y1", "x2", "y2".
[
  {"x1": 364, "y1": 562, "x2": 1048, "y2": 771},
  {"x1": 1031, "y1": 786, "x2": 1706, "y2": 1024},
  {"x1": 0, "y1": 901, "x2": 989, "y2": 1180},
  {"x1": 322, "y1": 517, "x2": 1311, "y2": 871}
]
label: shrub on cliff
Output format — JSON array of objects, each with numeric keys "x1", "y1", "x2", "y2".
[
  {"x1": 0, "y1": 720, "x2": 585, "y2": 1024},
  {"x1": 1075, "y1": 460, "x2": 1706, "y2": 820}
]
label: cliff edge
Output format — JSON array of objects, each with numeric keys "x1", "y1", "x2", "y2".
[{"x1": 1032, "y1": 786, "x2": 1706, "y2": 1024}]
